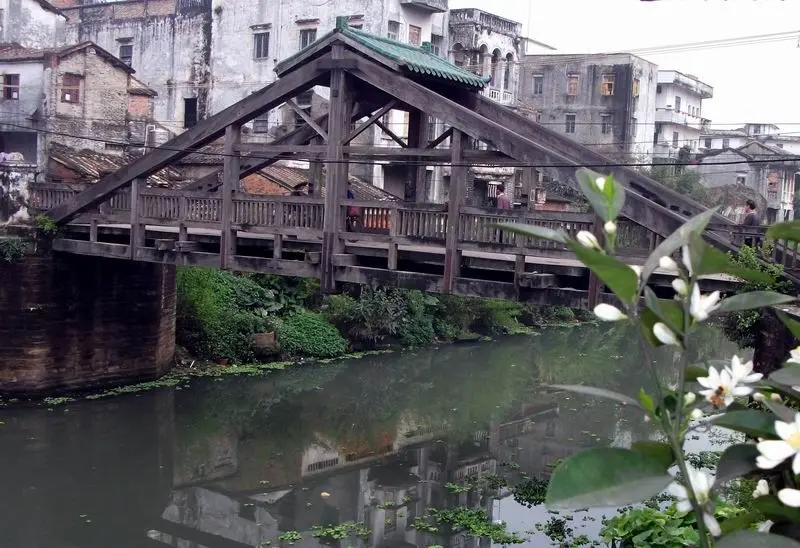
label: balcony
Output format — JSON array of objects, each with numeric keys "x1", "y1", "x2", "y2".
[
  {"x1": 400, "y1": 0, "x2": 447, "y2": 12},
  {"x1": 482, "y1": 87, "x2": 514, "y2": 105},
  {"x1": 449, "y1": 8, "x2": 522, "y2": 35},
  {"x1": 655, "y1": 108, "x2": 704, "y2": 131}
]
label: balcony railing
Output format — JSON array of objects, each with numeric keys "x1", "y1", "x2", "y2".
[
  {"x1": 655, "y1": 108, "x2": 703, "y2": 131},
  {"x1": 482, "y1": 87, "x2": 514, "y2": 105},
  {"x1": 399, "y1": 0, "x2": 447, "y2": 12}
]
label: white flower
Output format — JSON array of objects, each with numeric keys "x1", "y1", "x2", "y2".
[
  {"x1": 758, "y1": 520, "x2": 774, "y2": 533},
  {"x1": 697, "y1": 366, "x2": 753, "y2": 408},
  {"x1": 788, "y1": 346, "x2": 800, "y2": 365},
  {"x1": 576, "y1": 231, "x2": 601, "y2": 250},
  {"x1": 672, "y1": 278, "x2": 689, "y2": 297},
  {"x1": 668, "y1": 466, "x2": 721, "y2": 537},
  {"x1": 725, "y1": 355, "x2": 762, "y2": 385},
  {"x1": 593, "y1": 303, "x2": 627, "y2": 322},
  {"x1": 753, "y1": 479, "x2": 769, "y2": 499},
  {"x1": 653, "y1": 322, "x2": 680, "y2": 346},
  {"x1": 682, "y1": 245, "x2": 694, "y2": 277},
  {"x1": 595, "y1": 176, "x2": 606, "y2": 191},
  {"x1": 757, "y1": 413, "x2": 800, "y2": 473},
  {"x1": 690, "y1": 408, "x2": 704, "y2": 420},
  {"x1": 684, "y1": 392, "x2": 697, "y2": 406},
  {"x1": 779, "y1": 488, "x2": 800, "y2": 507},
  {"x1": 689, "y1": 284, "x2": 721, "y2": 323},
  {"x1": 659, "y1": 255, "x2": 681, "y2": 275},
  {"x1": 604, "y1": 220, "x2": 617, "y2": 234}
]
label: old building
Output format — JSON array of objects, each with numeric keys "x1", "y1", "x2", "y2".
[
  {"x1": 517, "y1": 53, "x2": 658, "y2": 161},
  {"x1": 694, "y1": 141, "x2": 799, "y2": 223},
  {"x1": 0, "y1": 0, "x2": 66, "y2": 48},
  {"x1": 653, "y1": 70, "x2": 713, "y2": 159},
  {"x1": 701, "y1": 123, "x2": 800, "y2": 155}
]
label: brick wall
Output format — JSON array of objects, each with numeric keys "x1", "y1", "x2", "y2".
[{"x1": 0, "y1": 251, "x2": 176, "y2": 395}]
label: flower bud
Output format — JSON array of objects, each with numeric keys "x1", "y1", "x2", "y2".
[
  {"x1": 653, "y1": 322, "x2": 680, "y2": 346},
  {"x1": 771, "y1": 393, "x2": 782, "y2": 402},
  {"x1": 659, "y1": 256, "x2": 680, "y2": 275},
  {"x1": 604, "y1": 220, "x2": 617, "y2": 234},
  {"x1": 576, "y1": 231, "x2": 601, "y2": 250},
  {"x1": 690, "y1": 408, "x2": 704, "y2": 420},
  {"x1": 671, "y1": 278, "x2": 688, "y2": 297},
  {"x1": 753, "y1": 393, "x2": 766, "y2": 402},
  {"x1": 595, "y1": 176, "x2": 606, "y2": 192},
  {"x1": 684, "y1": 392, "x2": 697, "y2": 406},
  {"x1": 593, "y1": 303, "x2": 627, "y2": 322}
]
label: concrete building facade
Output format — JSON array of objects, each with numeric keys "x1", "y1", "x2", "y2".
[
  {"x1": 701, "y1": 123, "x2": 800, "y2": 155},
  {"x1": 653, "y1": 70, "x2": 713, "y2": 158},
  {"x1": 517, "y1": 53, "x2": 658, "y2": 161},
  {"x1": 0, "y1": 0, "x2": 66, "y2": 48}
]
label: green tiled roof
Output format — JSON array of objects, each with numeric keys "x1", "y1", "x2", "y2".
[
  {"x1": 275, "y1": 19, "x2": 489, "y2": 90},
  {"x1": 341, "y1": 26, "x2": 489, "y2": 89}
]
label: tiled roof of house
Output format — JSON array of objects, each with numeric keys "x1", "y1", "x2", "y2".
[
  {"x1": 0, "y1": 41, "x2": 134, "y2": 73},
  {"x1": 0, "y1": 43, "x2": 45, "y2": 61},
  {"x1": 49, "y1": 143, "x2": 183, "y2": 187},
  {"x1": 274, "y1": 18, "x2": 489, "y2": 89}
]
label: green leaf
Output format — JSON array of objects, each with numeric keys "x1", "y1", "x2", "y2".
[
  {"x1": 638, "y1": 388, "x2": 655, "y2": 415},
  {"x1": 641, "y1": 208, "x2": 718, "y2": 281},
  {"x1": 717, "y1": 530, "x2": 800, "y2": 547},
  {"x1": 640, "y1": 308, "x2": 666, "y2": 348},
  {"x1": 718, "y1": 291, "x2": 796, "y2": 313},
  {"x1": 689, "y1": 238, "x2": 773, "y2": 285},
  {"x1": 568, "y1": 243, "x2": 639, "y2": 303},
  {"x1": 546, "y1": 384, "x2": 641, "y2": 408},
  {"x1": 769, "y1": 367, "x2": 800, "y2": 387},
  {"x1": 644, "y1": 287, "x2": 685, "y2": 334},
  {"x1": 763, "y1": 399, "x2": 797, "y2": 423},
  {"x1": 630, "y1": 441, "x2": 674, "y2": 470},
  {"x1": 777, "y1": 310, "x2": 800, "y2": 340},
  {"x1": 685, "y1": 365, "x2": 708, "y2": 383},
  {"x1": 715, "y1": 444, "x2": 760, "y2": 484},
  {"x1": 576, "y1": 169, "x2": 617, "y2": 223},
  {"x1": 719, "y1": 510, "x2": 762, "y2": 536},
  {"x1": 712, "y1": 410, "x2": 778, "y2": 439},
  {"x1": 493, "y1": 222, "x2": 568, "y2": 244},
  {"x1": 753, "y1": 495, "x2": 800, "y2": 526},
  {"x1": 545, "y1": 447, "x2": 673, "y2": 509},
  {"x1": 767, "y1": 221, "x2": 800, "y2": 243},
  {"x1": 761, "y1": 379, "x2": 800, "y2": 403}
]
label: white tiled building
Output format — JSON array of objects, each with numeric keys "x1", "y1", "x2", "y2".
[{"x1": 653, "y1": 70, "x2": 713, "y2": 158}]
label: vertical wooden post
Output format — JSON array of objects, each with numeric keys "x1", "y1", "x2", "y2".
[
  {"x1": 388, "y1": 204, "x2": 399, "y2": 270},
  {"x1": 321, "y1": 40, "x2": 351, "y2": 292},
  {"x1": 407, "y1": 108, "x2": 428, "y2": 202},
  {"x1": 522, "y1": 167, "x2": 535, "y2": 210},
  {"x1": 514, "y1": 254, "x2": 525, "y2": 296},
  {"x1": 89, "y1": 218, "x2": 98, "y2": 243},
  {"x1": 587, "y1": 216, "x2": 604, "y2": 309},
  {"x1": 308, "y1": 135, "x2": 323, "y2": 196},
  {"x1": 221, "y1": 123, "x2": 241, "y2": 269},
  {"x1": 129, "y1": 178, "x2": 143, "y2": 260},
  {"x1": 178, "y1": 195, "x2": 188, "y2": 242},
  {"x1": 274, "y1": 202, "x2": 284, "y2": 260},
  {"x1": 443, "y1": 129, "x2": 466, "y2": 293}
]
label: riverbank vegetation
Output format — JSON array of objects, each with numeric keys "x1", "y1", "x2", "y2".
[{"x1": 175, "y1": 268, "x2": 591, "y2": 363}]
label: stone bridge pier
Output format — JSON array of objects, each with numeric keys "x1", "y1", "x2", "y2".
[{"x1": 0, "y1": 233, "x2": 176, "y2": 396}]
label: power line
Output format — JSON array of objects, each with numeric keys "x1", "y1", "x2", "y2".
[{"x1": 6, "y1": 120, "x2": 800, "y2": 170}]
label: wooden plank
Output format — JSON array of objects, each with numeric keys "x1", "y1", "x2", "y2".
[
  {"x1": 89, "y1": 219, "x2": 98, "y2": 243},
  {"x1": 221, "y1": 123, "x2": 241, "y2": 268},
  {"x1": 443, "y1": 129, "x2": 466, "y2": 293},
  {"x1": 321, "y1": 43, "x2": 350, "y2": 292},
  {"x1": 49, "y1": 54, "x2": 332, "y2": 222},
  {"x1": 308, "y1": 136, "x2": 323, "y2": 196},
  {"x1": 129, "y1": 178, "x2": 143, "y2": 260},
  {"x1": 374, "y1": 119, "x2": 408, "y2": 148},
  {"x1": 287, "y1": 98, "x2": 329, "y2": 142},
  {"x1": 407, "y1": 108, "x2": 428, "y2": 202},
  {"x1": 343, "y1": 100, "x2": 397, "y2": 144},
  {"x1": 427, "y1": 126, "x2": 453, "y2": 149},
  {"x1": 273, "y1": 233, "x2": 283, "y2": 259}
]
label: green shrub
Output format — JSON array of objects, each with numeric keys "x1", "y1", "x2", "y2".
[
  {"x1": 278, "y1": 310, "x2": 348, "y2": 358},
  {"x1": 322, "y1": 287, "x2": 405, "y2": 346},
  {"x1": 396, "y1": 290, "x2": 437, "y2": 347},
  {"x1": 251, "y1": 274, "x2": 319, "y2": 314},
  {"x1": 722, "y1": 243, "x2": 793, "y2": 348},
  {"x1": 176, "y1": 268, "x2": 272, "y2": 362},
  {"x1": 472, "y1": 299, "x2": 524, "y2": 335},
  {"x1": 434, "y1": 295, "x2": 478, "y2": 339},
  {"x1": 0, "y1": 237, "x2": 25, "y2": 263}
]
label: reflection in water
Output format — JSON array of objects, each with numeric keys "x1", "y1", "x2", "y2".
[{"x1": 0, "y1": 324, "x2": 742, "y2": 547}]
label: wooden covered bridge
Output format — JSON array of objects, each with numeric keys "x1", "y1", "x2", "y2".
[{"x1": 31, "y1": 18, "x2": 800, "y2": 308}]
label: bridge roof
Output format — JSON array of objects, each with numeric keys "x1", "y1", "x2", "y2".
[{"x1": 274, "y1": 17, "x2": 489, "y2": 90}]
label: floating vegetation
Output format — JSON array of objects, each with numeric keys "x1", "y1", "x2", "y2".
[{"x1": 310, "y1": 522, "x2": 370, "y2": 541}]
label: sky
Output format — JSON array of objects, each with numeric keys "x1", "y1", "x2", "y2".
[{"x1": 449, "y1": 0, "x2": 800, "y2": 130}]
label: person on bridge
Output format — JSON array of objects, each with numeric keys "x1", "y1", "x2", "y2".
[
  {"x1": 346, "y1": 182, "x2": 362, "y2": 232},
  {"x1": 496, "y1": 184, "x2": 512, "y2": 244},
  {"x1": 741, "y1": 199, "x2": 761, "y2": 248}
]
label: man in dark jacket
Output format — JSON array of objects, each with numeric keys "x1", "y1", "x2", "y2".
[{"x1": 742, "y1": 199, "x2": 761, "y2": 248}]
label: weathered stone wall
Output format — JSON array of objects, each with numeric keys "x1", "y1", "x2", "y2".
[
  {"x1": 2, "y1": 0, "x2": 66, "y2": 48},
  {"x1": 0, "y1": 247, "x2": 177, "y2": 395}
]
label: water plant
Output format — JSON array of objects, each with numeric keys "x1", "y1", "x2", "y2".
[{"x1": 499, "y1": 168, "x2": 800, "y2": 546}]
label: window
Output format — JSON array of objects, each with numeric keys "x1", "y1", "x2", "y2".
[
  {"x1": 534, "y1": 110, "x2": 542, "y2": 123},
  {"x1": 387, "y1": 20, "x2": 400, "y2": 41},
  {"x1": 299, "y1": 28, "x2": 317, "y2": 50},
  {"x1": 752, "y1": 124, "x2": 762, "y2": 135},
  {"x1": 408, "y1": 24, "x2": 421, "y2": 46},
  {"x1": 672, "y1": 131, "x2": 679, "y2": 148},
  {"x1": 736, "y1": 175, "x2": 746, "y2": 186},
  {"x1": 118, "y1": 43, "x2": 133, "y2": 66},
  {"x1": 253, "y1": 32, "x2": 270, "y2": 59},
  {"x1": 532, "y1": 74, "x2": 543, "y2": 95},
  {"x1": 631, "y1": 117, "x2": 637, "y2": 137},
  {"x1": 293, "y1": 106, "x2": 311, "y2": 127},
  {"x1": 704, "y1": 138, "x2": 712, "y2": 149},
  {"x1": 61, "y1": 74, "x2": 82, "y2": 103},
  {"x1": 601, "y1": 114, "x2": 613, "y2": 135},
  {"x1": 431, "y1": 34, "x2": 443, "y2": 56},
  {"x1": 656, "y1": 84, "x2": 662, "y2": 94},
  {"x1": 565, "y1": 114, "x2": 576, "y2": 134},
  {"x1": 601, "y1": 74, "x2": 614, "y2": 96},
  {"x1": 674, "y1": 96, "x2": 682, "y2": 112},
  {"x1": 566, "y1": 74, "x2": 579, "y2": 96},
  {"x1": 293, "y1": 90, "x2": 313, "y2": 127},
  {"x1": 632, "y1": 77, "x2": 640, "y2": 97},
  {"x1": 2, "y1": 74, "x2": 19, "y2": 100},
  {"x1": 722, "y1": 138, "x2": 730, "y2": 148},
  {"x1": 253, "y1": 113, "x2": 269, "y2": 133},
  {"x1": 184, "y1": 97, "x2": 198, "y2": 128}
]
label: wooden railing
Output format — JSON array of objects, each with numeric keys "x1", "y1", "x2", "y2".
[{"x1": 708, "y1": 225, "x2": 800, "y2": 273}]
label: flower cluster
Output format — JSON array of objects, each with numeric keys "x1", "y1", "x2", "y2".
[{"x1": 697, "y1": 357, "x2": 761, "y2": 409}]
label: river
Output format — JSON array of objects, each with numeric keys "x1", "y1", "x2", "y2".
[{"x1": 0, "y1": 324, "x2": 745, "y2": 548}]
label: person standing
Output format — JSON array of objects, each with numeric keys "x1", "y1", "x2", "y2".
[
  {"x1": 741, "y1": 199, "x2": 761, "y2": 248},
  {"x1": 496, "y1": 184, "x2": 512, "y2": 243}
]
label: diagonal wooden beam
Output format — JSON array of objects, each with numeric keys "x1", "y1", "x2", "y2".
[
  {"x1": 186, "y1": 101, "x2": 377, "y2": 193},
  {"x1": 342, "y1": 100, "x2": 397, "y2": 145},
  {"x1": 343, "y1": 54, "x2": 734, "y2": 248},
  {"x1": 286, "y1": 99, "x2": 328, "y2": 142},
  {"x1": 374, "y1": 119, "x2": 407, "y2": 148},
  {"x1": 48, "y1": 54, "x2": 333, "y2": 223},
  {"x1": 426, "y1": 126, "x2": 453, "y2": 149}
]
